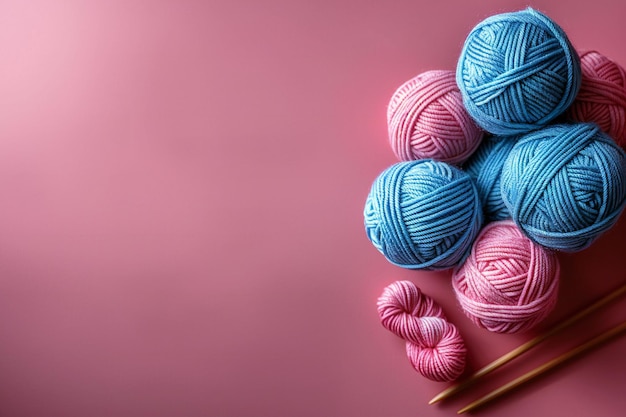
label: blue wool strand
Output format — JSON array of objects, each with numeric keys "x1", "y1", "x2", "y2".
[
  {"x1": 456, "y1": 8, "x2": 581, "y2": 135},
  {"x1": 364, "y1": 160, "x2": 483, "y2": 270},
  {"x1": 464, "y1": 135, "x2": 517, "y2": 221},
  {"x1": 501, "y1": 123, "x2": 626, "y2": 252}
]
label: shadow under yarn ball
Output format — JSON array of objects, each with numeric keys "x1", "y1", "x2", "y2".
[
  {"x1": 452, "y1": 220, "x2": 560, "y2": 334},
  {"x1": 463, "y1": 135, "x2": 517, "y2": 221},
  {"x1": 501, "y1": 123, "x2": 626, "y2": 252},
  {"x1": 456, "y1": 8, "x2": 581, "y2": 135},
  {"x1": 364, "y1": 160, "x2": 482, "y2": 270},
  {"x1": 387, "y1": 70, "x2": 483, "y2": 164}
]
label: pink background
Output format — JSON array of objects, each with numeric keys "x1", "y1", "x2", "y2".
[{"x1": 0, "y1": 0, "x2": 625, "y2": 416}]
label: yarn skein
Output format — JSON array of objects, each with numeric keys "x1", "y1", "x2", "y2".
[
  {"x1": 364, "y1": 160, "x2": 482, "y2": 270},
  {"x1": 566, "y1": 50, "x2": 626, "y2": 147},
  {"x1": 387, "y1": 70, "x2": 484, "y2": 164},
  {"x1": 501, "y1": 123, "x2": 626, "y2": 252},
  {"x1": 463, "y1": 135, "x2": 517, "y2": 221},
  {"x1": 452, "y1": 220, "x2": 560, "y2": 333},
  {"x1": 456, "y1": 8, "x2": 581, "y2": 135},
  {"x1": 377, "y1": 280, "x2": 466, "y2": 382}
]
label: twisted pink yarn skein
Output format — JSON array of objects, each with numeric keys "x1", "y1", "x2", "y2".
[
  {"x1": 377, "y1": 280, "x2": 466, "y2": 382},
  {"x1": 387, "y1": 70, "x2": 483, "y2": 164},
  {"x1": 567, "y1": 51, "x2": 626, "y2": 147},
  {"x1": 452, "y1": 220, "x2": 560, "y2": 334}
]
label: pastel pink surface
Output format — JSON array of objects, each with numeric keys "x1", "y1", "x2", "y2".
[{"x1": 0, "y1": 1, "x2": 624, "y2": 417}]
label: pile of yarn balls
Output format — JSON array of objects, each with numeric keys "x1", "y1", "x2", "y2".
[{"x1": 366, "y1": 8, "x2": 626, "y2": 381}]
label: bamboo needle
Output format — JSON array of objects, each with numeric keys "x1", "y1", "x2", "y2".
[
  {"x1": 429, "y1": 283, "x2": 626, "y2": 404},
  {"x1": 457, "y1": 320, "x2": 626, "y2": 414}
]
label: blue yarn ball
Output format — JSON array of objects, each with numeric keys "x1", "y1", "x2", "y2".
[
  {"x1": 364, "y1": 160, "x2": 483, "y2": 270},
  {"x1": 456, "y1": 8, "x2": 581, "y2": 135},
  {"x1": 501, "y1": 123, "x2": 626, "y2": 252},
  {"x1": 464, "y1": 135, "x2": 517, "y2": 221}
]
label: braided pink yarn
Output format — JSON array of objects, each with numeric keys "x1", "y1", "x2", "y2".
[
  {"x1": 387, "y1": 70, "x2": 483, "y2": 164},
  {"x1": 377, "y1": 280, "x2": 466, "y2": 382},
  {"x1": 567, "y1": 51, "x2": 626, "y2": 147},
  {"x1": 452, "y1": 220, "x2": 560, "y2": 334}
]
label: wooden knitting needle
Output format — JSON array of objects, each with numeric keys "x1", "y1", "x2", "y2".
[
  {"x1": 429, "y1": 282, "x2": 626, "y2": 404},
  {"x1": 457, "y1": 320, "x2": 626, "y2": 414}
]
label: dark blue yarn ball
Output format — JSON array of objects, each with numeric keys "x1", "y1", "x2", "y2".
[{"x1": 463, "y1": 135, "x2": 517, "y2": 221}]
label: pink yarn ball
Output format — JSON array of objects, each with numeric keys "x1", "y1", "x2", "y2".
[
  {"x1": 567, "y1": 51, "x2": 626, "y2": 147},
  {"x1": 452, "y1": 220, "x2": 560, "y2": 334},
  {"x1": 387, "y1": 70, "x2": 483, "y2": 164},
  {"x1": 377, "y1": 280, "x2": 466, "y2": 382}
]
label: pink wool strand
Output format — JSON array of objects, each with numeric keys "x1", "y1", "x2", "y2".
[
  {"x1": 387, "y1": 70, "x2": 483, "y2": 164},
  {"x1": 567, "y1": 50, "x2": 626, "y2": 147},
  {"x1": 452, "y1": 220, "x2": 560, "y2": 334},
  {"x1": 377, "y1": 280, "x2": 466, "y2": 382}
]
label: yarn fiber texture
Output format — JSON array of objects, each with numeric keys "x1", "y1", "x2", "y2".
[
  {"x1": 463, "y1": 135, "x2": 517, "y2": 221},
  {"x1": 566, "y1": 50, "x2": 626, "y2": 147},
  {"x1": 387, "y1": 70, "x2": 484, "y2": 164},
  {"x1": 377, "y1": 280, "x2": 466, "y2": 381},
  {"x1": 501, "y1": 123, "x2": 626, "y2": 252},
  {"x1": 364, "y1": 160, "x2": 482, "y2": 270},
  {"x1": 456, "y1": 8, "x2": 581, "y2": 135},
  {"x1": 452, "y1": 220, "x2": 560, "y2": 333}
]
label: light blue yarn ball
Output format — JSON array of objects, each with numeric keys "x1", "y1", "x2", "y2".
[
  {"x1": 456, "y1": 8, "x2": 581, "y2": 135},
  {"x1": 463, "y1": 135, "x2": 517, "y2": 221},
  {"x1": 501, "y1": 123, "x2": 626, "y2": 252},
  {"x1": 364, "y1": 160, "x2": 483, "y2": 270}
]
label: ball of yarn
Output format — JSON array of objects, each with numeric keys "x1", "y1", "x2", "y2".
[
  {"x1": 456, "y1": 8, "x2": 581, "y2": 135},
  {"x1": 501, "y1": 123, "x2": 626, "y2": 251},
  {"x1": 364, "y1": 160, "x2": 482, "y2": 270},
  {"x1": 452, "y1": 220, "x2": 560, "y2": 333},
  {"x1": 387, "y1": 70, "x2": 484, "y2": 164},
  {"x1": 566, "y1": 50, "x2": 626, "y2": 147},
  {"x1": 378, "y1": 280, "x2": 466, "y2": 382},
  {"x1": 463, "y1": 135, "x2": 517, "y2": 221}
]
